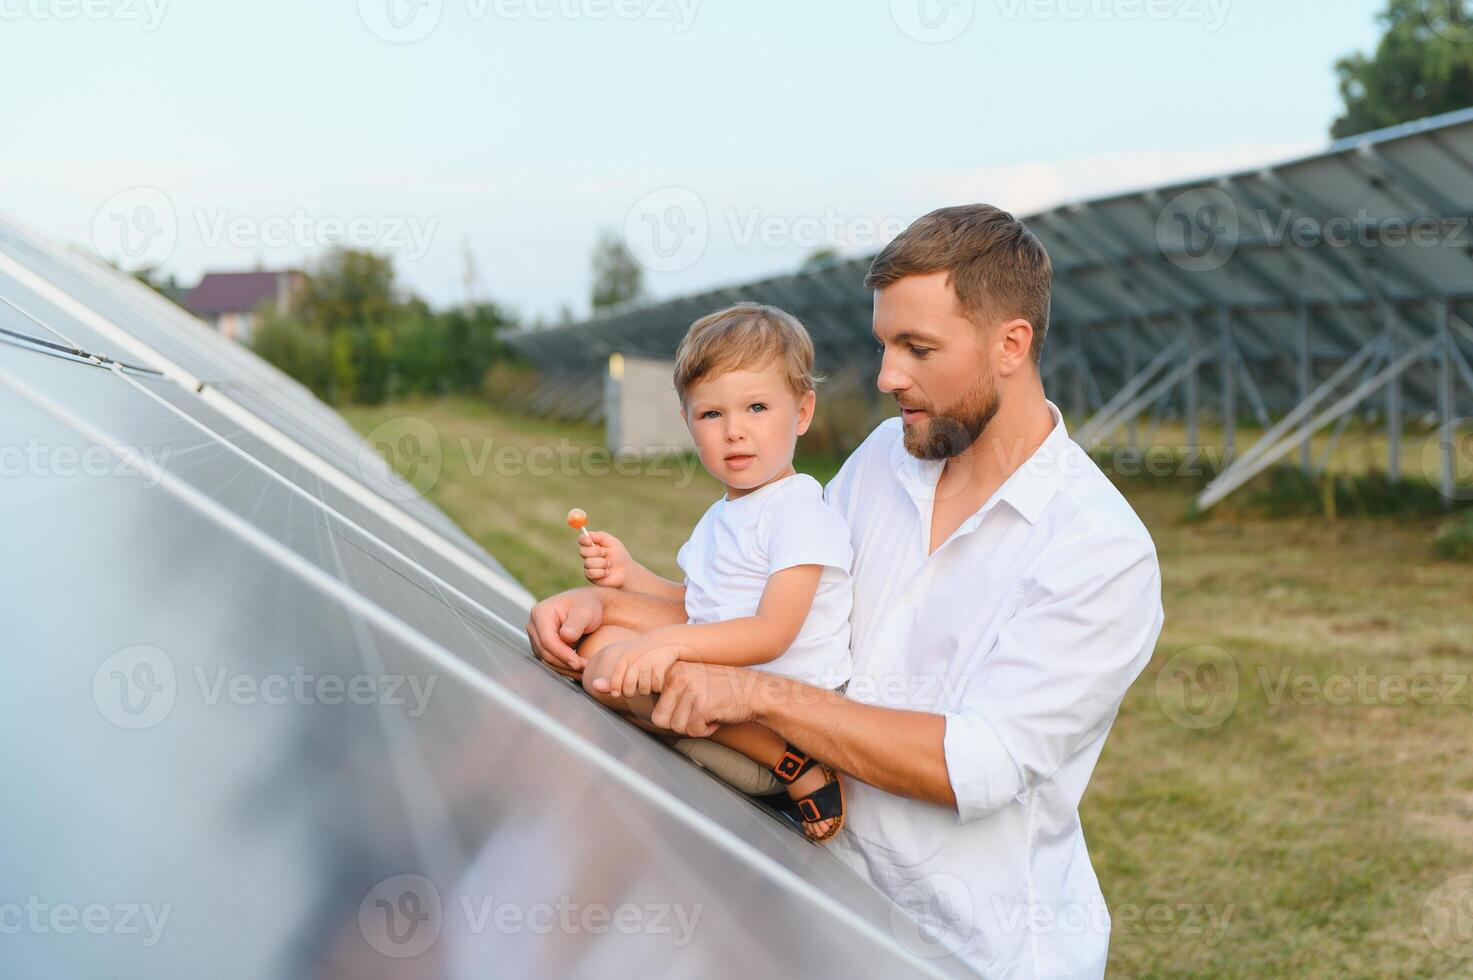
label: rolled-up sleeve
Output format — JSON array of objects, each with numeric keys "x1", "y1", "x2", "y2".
[{"x1": 943, "y1": 531, "x2": 1164, "y2": 823}]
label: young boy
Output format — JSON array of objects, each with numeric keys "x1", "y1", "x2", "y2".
[{"x1": 570, "y1": 302, "x2": 853, "y2": 841}]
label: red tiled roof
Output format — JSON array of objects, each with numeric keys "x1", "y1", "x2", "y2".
[{"x1": 184, "y1": 271, "x2": 296, "y2": 316}]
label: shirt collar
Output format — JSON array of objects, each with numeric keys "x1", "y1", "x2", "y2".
[{"x1": 890, "y1": 399, "x2": 1072, "y2": 527}]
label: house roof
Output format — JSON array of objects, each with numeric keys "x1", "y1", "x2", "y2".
[{"x1": 184, "y1": 270, "x2": 296, "y2": 316}]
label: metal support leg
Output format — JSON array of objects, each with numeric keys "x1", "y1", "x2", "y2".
[
  {"x1": 1185, "y1": 317, "x2": 1199, "y2": 460},
  {"x1": 1386, "y1": 306, "x2": 1401, "y2": 483},
  {"x1": 1220, "y1": 306, "x2": 1235, "y2": 466},
  {"x1": 1298, "y1": 304, "x2": 1312, "y2": 473},
  {"x1": 1440, "y1": 301, "x2": 1455, "y2": 507},
  {"x1": 1125, "y1": 322, "x2": 1139, "y2": 450}
]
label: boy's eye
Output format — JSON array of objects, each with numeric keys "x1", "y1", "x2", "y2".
[
  {"x1": 748, "y1": 403, "x2": 767, "y2": 413},
  {"x1": 699, "y1": 410, "x2": 720, "y2": 420}
]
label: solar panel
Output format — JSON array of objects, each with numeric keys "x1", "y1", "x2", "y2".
[
  {"x1": 509, "y1": 108, "x2": 1473, "y2": 511},
  {"x1": 0, "y1": 219, "x2": 970, "y2": 977}
]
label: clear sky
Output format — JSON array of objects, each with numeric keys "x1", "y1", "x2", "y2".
[{"x1": 1, "y1": 0, "x2": 1388, "y2": 321}]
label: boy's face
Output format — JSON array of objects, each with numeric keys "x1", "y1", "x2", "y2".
[{"x1": 681, "y1": 361, "x2": 815, "y2": 496}]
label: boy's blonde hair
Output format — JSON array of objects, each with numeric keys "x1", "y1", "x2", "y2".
[{"x1": 673, "y1": 302, "x2": 821, "y2": 404}]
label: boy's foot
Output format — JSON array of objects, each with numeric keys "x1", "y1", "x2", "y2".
[
  {"x1": 771, "y1": 744, "x2": 844, "y2": 842},
  {"x1": 787, "y1": 763, "x2": 840, "y2": 839}
]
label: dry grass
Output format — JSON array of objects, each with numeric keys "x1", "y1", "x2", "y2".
[{"x1": 346, "y1": 397, "x2": 1473, "y2": 978}]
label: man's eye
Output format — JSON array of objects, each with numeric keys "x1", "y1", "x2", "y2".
[{"x1": 909, "y1": 345, "x2": 932, "y2": 358}]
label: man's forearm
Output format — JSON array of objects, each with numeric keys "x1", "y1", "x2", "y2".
[
  {"x1": 594, "y1": 586, "x2": 688, "y2": 633},
  {"x1": 750, "y1": 675, "x2": 956, "y2": 809}
]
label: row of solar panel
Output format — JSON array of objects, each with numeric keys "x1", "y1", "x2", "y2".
[{"x1": 0, "y1": 220, "x2": 969, "y2": 976}]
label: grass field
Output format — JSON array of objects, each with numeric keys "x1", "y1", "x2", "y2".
[{"x1": 345, "y1": 397, "x2": 1473, "y2": 979}]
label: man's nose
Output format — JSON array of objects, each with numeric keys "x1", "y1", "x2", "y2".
[{"x1": 876, "y1": 353, "x2": 909, "y2": 395}]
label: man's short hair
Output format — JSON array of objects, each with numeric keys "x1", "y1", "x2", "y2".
[
  {"x1": 865, "y1": 204, "x2": 1053, "y2": 363},
  {"x1": 673, "y1": 302, "x2": 820, "y2": 404}
]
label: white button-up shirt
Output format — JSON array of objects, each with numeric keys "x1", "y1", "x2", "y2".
[{"x1": 824, "y1": 402, "x2": 1163, "y2": 979}]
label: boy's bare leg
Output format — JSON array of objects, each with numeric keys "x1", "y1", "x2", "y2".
[
  {"x1": 707, "y1": 722, "x2": 838, "y2": 836},
  {"x1": 576, "y1": 628, "x2": 838, "y2": 836}
]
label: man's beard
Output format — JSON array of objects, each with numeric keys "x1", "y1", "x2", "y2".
[{"x1": 901, "y1": 373, "x2": 1001, "y2": 461}]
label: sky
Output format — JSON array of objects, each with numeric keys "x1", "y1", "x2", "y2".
[{"x1": 0, "y1": 0, "x2": 1390, "y2": 323}]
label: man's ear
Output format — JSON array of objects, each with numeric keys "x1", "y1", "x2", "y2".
[
  {"x1": 995, "y1": 318, "x2": 1035, "y2": 377},
  {"x1": 795, "y1": 389, "x2": 817, "y2": 436}
]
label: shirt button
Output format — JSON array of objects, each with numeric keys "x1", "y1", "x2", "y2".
[{"x1": 901, "y1": 594, "x2": 915, "y2": 607}]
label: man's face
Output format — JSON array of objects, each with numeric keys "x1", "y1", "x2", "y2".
[{"x1": 872, "y1": 271, "x2": 1000, "y2": 460}]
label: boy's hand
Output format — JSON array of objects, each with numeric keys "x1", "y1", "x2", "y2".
[
  {"x1": 590, "y1": 639, "x2": 683, "y2": 698},
  {"x1": 580, "y1": 531, "x2": 633, "y2": 588}
]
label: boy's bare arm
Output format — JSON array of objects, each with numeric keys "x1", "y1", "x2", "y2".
[
  {"x1": 648, "y1": 564, "x2": 822, "y2": 667},
  {"x1": 588, "y1": 565, "x2": 823, "y2": 697},
  {"x1": 578, "y1": 531, "x2": 686, "y2": 603}
]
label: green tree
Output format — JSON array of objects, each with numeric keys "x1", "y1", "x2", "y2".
[
  {"x1": 799, "y1": 246, "x2": 839, "y2": 271},
  {"x1": 590, "y1": 229, "x2": 644, "y2": 311},
  {"x1": 1331, "y1": 0, "x2": 1473, "y2": 138}
]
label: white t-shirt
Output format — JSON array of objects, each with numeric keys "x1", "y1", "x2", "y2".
[{"x1": 676, "y1": 473, "x2": 853, "y2": 688}]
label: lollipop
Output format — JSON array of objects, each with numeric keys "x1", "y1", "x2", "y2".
[{"x1": 566, "y1": 507, "x2": 594, "y2": 544}]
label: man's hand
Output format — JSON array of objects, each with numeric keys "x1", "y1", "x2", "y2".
[
  {"x1": 649, "y1": 662, "x2": 760, "y2": 737},
  {"x1": 579, "y1": 531, "x2": 633, "y2": 588},
  {"x1": 525, "y1": 587, "x2": 605, "y2": 672},
  {"x1": 587, "y1": 639, "x2": 682, "y2": 698}
]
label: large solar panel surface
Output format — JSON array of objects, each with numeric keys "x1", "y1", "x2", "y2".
[{"x1": 0, "y1": 220, "x2": 970, "y2": 977}]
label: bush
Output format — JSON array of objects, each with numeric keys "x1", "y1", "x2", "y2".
[
  {"x1": 1242, "y1": 466, "x2": 1451, "y2": 519},
  {"x1": 1434, "y1": 512, "x2": 1473, "y2": 561}
]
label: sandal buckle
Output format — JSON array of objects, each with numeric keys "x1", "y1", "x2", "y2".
[{"x1": 774, "y1": 750, "x2": 806, "y2": 781}]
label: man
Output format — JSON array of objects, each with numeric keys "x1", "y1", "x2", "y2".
[{"x1": 527, "y1": 204, "x2": 1164, "y2": 978}]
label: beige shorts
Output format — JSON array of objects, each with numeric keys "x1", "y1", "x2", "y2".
[{"x1": 671, "y1": 680, "x2": 847, "y2": 797}]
